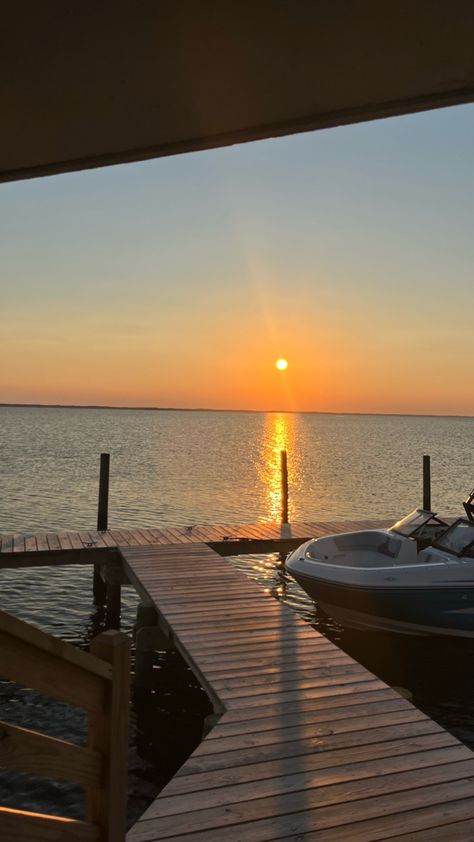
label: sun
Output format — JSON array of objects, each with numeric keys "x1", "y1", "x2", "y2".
[{"x1": 275, "y1": 358, "x2": 288, "y2": 371}]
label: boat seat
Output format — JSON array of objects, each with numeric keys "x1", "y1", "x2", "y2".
[
  {"x1": 378, "y1": 537, "x2": 402, "y2": 558},
  {"x1": 333, "y1": 531, "x2": 401, "y2": 558}
]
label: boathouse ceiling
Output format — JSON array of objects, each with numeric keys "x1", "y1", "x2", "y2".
[{"x1": 2, "y1": 1, "x2": 474, "y2": 183}]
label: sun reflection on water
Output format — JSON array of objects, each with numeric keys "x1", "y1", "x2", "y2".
[{"x1": 259, "y1": 413, "x2": 298, "y2": 522}]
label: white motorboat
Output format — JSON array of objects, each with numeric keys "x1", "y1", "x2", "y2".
[{"x1": 286, "y1": 509, "x2": 474, "y2": 638}]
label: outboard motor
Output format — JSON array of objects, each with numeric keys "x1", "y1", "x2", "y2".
[{"x1": 463, "y1": 488, "x2": 474, "y2": 521}]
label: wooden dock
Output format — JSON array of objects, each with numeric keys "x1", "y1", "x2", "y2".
[
  {"x1": 119, "y1": 542, "x2": 474, "y2": 842},
  {"x1": 2, "y1": 518, "x2": 474, "y2": 839}
]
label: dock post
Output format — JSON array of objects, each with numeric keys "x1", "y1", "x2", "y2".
[
  {"x1": 93, "y1": 566, "x2": 107, "y2": 606},
  {"x1": 134, "y1": 601, "x2": 173, "y2": 690},
  {"x1": 281, "y1": 449, "x2": 289, "y2": 524},
  {"x1": 93, "y1": 453, "x2": 110, "y2": 605},
  {"x1": 106, "y1": 582, "x2": 121, "y2": 629},
  {"x1": 134, "y1": 601, "x2": 157, "y2": 691},
  {"x1": 423, "y1": 454, "x2": 431, "y2": 511}
]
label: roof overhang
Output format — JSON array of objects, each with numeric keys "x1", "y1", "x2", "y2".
[{"x1": 2, "y1": 1, "x2": 474, "y2": 183}]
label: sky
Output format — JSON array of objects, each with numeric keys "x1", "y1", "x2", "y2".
[{"x1": 1, "y1": 103, "x2": 474, "y2": 414}]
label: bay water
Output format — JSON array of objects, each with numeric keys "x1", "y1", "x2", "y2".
[{"x1": 1, "y1": 406, "x2": 474, "y2": 823}]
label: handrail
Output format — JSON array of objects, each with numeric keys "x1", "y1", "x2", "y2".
[{"x1": 0, "y1": 608, "x2": 130, "y2": 841}]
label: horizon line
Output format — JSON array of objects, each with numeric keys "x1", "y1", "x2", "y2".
[{"x1": 1, "y1": 402, "x2": 474, "y2": 420}]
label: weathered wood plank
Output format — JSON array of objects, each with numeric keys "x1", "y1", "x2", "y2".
[
  {"x1": 180, "y1": 720, "x2": 446, "y2": 776},
  {"x1": 214, "y1": 679, "x2": 388, "y2": 720},
  {"x1": 46, "y1": 532, "x2": 61, "y2": 551},
  {"x1": 0, "y1": 608, "x2": 112, "y2": 680},
  {"x1": 12, "y1": 534, "x2": 25, "y2": 553},
  {"x1": 68, "y1": 531, "x2": 86, "y2": 549},
  {"x1": 0, "y1": 630, "x2": 107, "y2": 712},
  {"x1": 168, "y1": 732, "x2": 457, "y2": 796},
  {"x1": 89, "y1": 531, "x2": 108, "y2": 548},
  {"x1": 34, "y1": 532, "x2": 50, "y2": 551},
  {"x1": 387, "y1": 811, "x2": 474, "y2": 842},
  {"x1": 203, "y1": 694, "x2": 408, "y2": 738},
  {"x1": 0, "y1": 807, "x2": 99, "y2": 840},
  {"x1": 98, "y1": 530, "x2": 118, "y2": 548},
  {"x1": 137, "y1": 745, "x2": 473, "y2": 821},
  {"x1": 129, "y1": 764, "x2": 474, "y2": 840},
  {"x1": 308, "y1": 797, "x2": 474, "y2": 841},
  {"x1": 1, "y1": 535, "x2": 15, "y2": 553},
  {"x1": 209, "y1": 658, "x2": 358, "y2": 688},
  {"x1": 193, "y1": 708, "x2": 427, "y2": 755},
  {"x1": 57, "y1": 532, "x2": 73, "y2": 550},
  {"x1": 108, "y1": 529, "x2": 131, "y2": 546},
  {"x1": 0, "y1": 719, "x2": 101, "y2": 787},
  {"x1": 24, "y1": 534, "x2": 38, "y2": 552},
  {"x1": 214, "y1": 666, "x2": 376, "y2": 703}
]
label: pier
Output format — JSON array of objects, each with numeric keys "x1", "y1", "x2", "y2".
[{"x1": 1, "y1": 519, "x2": 474, "y2": 839}]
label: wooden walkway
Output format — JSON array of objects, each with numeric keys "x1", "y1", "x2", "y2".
[
  {"x1": 121, "y1": 543, "x2": 474, "y2": 842},
  {"x1": 0, "y1": 518, "x2": 391, "y2": 563}
]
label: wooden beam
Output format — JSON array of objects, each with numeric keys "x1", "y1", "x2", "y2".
[
  {"x1": 0, "y1": 806, "x2": 99, "y2": 841},
  {"x1": 0, "y1": 720, "x2": 102, "y2": 788},
  {"x1": 0, "y1": 609, "x2": 111, "y2": 680}
]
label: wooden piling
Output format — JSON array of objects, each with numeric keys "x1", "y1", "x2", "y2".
[
  {"x1": 423, "y1": 454, "x2": 431, "y2": 511},
  {"x1": 93, "y1": 565, "x2": 107, "y2": 607},
  {"x1": 134, "y1": 601, "x2": 158, "y2": 690},
  {"x1": 106, "y1": 582, "x2": 121, "y2": 630},
  {"x1": 281, "y1": 449, "x2": 289, "y2": 524},
  {"x1": 97, "y1": 453, "x2": 110, "y2": 531},
  {"x1": 93, "y1": 453, "x2": 110, "y2": 605}
]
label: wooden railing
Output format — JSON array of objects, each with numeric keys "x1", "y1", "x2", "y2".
[{"x1": 0, "y1": 608, "x2": 130, "y2": 841}]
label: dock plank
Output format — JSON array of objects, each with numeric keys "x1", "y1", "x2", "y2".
[
  {"x1": 143, "y1": 745, "x2": 472, "y2": 818},
  {"x1": 164, "y1": 732, "x2": 457, "y2": 798},
  {"x1": 130, "y1": 774, "x2": 474, "y2": 841}
]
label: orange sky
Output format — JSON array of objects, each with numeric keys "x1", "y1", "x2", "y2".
[{"x1": 2, "y1": 105, "x2": 474, "y2": 414}]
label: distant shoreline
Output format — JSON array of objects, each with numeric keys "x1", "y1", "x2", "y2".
[{"x1": 1, "y1": 403, "x2": 473, "y2": 419}]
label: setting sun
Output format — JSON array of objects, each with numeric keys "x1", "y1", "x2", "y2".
[{"x1": 275, "y1": 358, "x2": 288, "y2": 371}]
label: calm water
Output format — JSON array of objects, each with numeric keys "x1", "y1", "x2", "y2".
[{"x1": 1, "y1": 406, "x2": 474, "y2": 823}]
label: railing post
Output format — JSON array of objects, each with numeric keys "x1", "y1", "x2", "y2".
[
  {"x1": 93, "y1": 453, "x2": 110, "y2": 605},
  {"x1": 423, "y1": 454, "x2": 431, "y2": 511},
  {"x1": 281, "y1": 450, "x2": 289, "y2": 524},
  {"x1": 87, "y1": 630, "x2": 130, "y2": 842}
]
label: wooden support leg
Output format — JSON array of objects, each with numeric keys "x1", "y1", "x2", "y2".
[
  {"x1": 93, "y1": 564, "x2": 107, "y2": 605},
  {"x1": 134, "y1": 601, "x2": 172, "y2": 690},
  {"x1": 106, "y1": 582, "x2": 121, "y2": 630},
  {"x1": 134, "y1": 602, "x2": 156, "y2": 690},
  {"x1": 104, "y1": 560, "x2": 128, "y2": 630}
]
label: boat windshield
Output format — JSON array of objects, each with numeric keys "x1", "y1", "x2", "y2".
[
  {"x1": 389, "y1": 510, "x2": 438, "y2": 538},
  {"x1": 433, "y1": 519, "x2": 474, "y2": 557}
]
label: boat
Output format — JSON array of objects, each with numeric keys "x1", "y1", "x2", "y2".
[{"x1": 285, "y1": 508, "x2": 474, "y2": 638}]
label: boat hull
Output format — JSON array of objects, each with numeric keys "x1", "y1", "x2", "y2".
[{"x1": 292, "y1": 571, "x2": 474, "y2": 638}]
